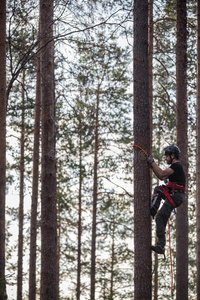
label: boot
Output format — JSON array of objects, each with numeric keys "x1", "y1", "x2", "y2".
[
  {"x1": 151, "y1": 245, "x2": 165, "y2": 259},
  {"x1": 151, "y1": 244, "x2": 165, "y2": 254}
]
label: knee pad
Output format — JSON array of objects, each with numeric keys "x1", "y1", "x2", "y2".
[{"x1": 150, "y1": 194, "x2": 161, "y2": 218}]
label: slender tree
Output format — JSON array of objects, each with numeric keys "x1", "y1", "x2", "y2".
[
  {"x1": 40, "y1": 0, "x2": 57, "y2": 299},
  {"x1": 91, "y1": 83, "x2": 100, "y2": 300},
  {"x1": 133, "y1": 0, "x2": 151, "y2": 299},
  {"x1": 17, "y1": 69, "x2": 25, "y2": 300},
  {"x1": 176, "y1": 0, "x2": 188, "y2": 299},
  {"x1": 197, "y1": 1, "x2": 200, "y2": 298},
  {"x1": 29, "y1": 22, "x2": 41, "y2": 300},
  {"x1": 0, "y1": 0, "x2": 7, "y2": 298}
]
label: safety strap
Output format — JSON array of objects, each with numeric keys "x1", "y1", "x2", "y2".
[
  {"x1": 164, "y1": 182, "x2": 185, "y2": 208},
  {"x1": 164, "y1": 186, "x2": 177, "y2": 208},
  {"x1": 167, "y1": 181, "x2": 186, "y2": 192}
]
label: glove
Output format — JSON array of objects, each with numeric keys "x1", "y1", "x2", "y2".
[{"x1": 147, "y1": 156, "x2": 154, "y2": 164}]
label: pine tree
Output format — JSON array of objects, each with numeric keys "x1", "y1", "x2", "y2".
[
  {"x1": 0, "y1": 0, "x2": 7, "y2": 299},
  {"x1": 40, "y1": 0, "x2": 58, "y2": 299},
  {"x1": 29, "y1": 18, "x2": 41, "y2": 300},
  {"x1": 176, "y1": 1, "x2": 188, "y2": 299},
  {"x1": 197, "y1": 1, "x2": 200, "y2": 298},
  {"x1": 133, "y1": 0, "x2": 151, "y2": 299}
]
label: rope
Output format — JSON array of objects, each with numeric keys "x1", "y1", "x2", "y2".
[
  {"x1": 132, "y1": 144, "x2": 149, "y2": 157},
  {"x1": 168, "y1": 219, "x2": 174, "y2": 299},
  {"x1": 132, "y1": 144, "x2": 154, "y2": 170}
]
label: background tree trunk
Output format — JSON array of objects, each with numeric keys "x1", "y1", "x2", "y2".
[
  {"x1": 29, "y1": 25, "x2": 41, "y2": 300},
  {"x1": 176, "y1": 0, "x2": 188, "y2": 299},
  {"x1": 17, "y1": 69, "x2": 25, "y2": 300},
  {"x1": 0, "y1": 0, "x2": 6, "y2": 298},
  {"x1": 40, "y1": 0, "x2": 58, "y2": 299},
  {"x1": 91, "y1": 84, "x2": 100, "y2": 300},
  {"x1": 196, "y1": 1, "x2": 200, "y2": 298},
  {"x1": 133, "y1": 0, "x2": 152, "y2": 299},
  {"x1": 77, "y1": 127, "x2": 83, "y2": 300}
]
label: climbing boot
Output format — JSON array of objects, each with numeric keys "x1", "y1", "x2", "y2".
[{"x1": 151, "y1": 245, "x2": 165, "y2": 259}]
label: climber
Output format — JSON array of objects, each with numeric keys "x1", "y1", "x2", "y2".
[{"x1": 147, "y1": 144, "x2": 186, "y2": 255}]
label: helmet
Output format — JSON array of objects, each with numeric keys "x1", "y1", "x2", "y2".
[{"x1": 164, "y1": 144, "x2": 180, "y2": 159}]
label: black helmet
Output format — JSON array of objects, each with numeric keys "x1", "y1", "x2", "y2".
[{"x1": 164, "y1": 144, "x2": 180, "y2": 159}]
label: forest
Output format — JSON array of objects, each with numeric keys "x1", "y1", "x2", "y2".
[{"x1": 0, "y1": 0, "x2": 199, "y2": 299}]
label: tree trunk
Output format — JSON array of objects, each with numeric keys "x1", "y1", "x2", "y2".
[
  {"x1": 196, "y1": 1, "x2": 200, "y2": 298},
  {"x1": 29, "y1": 25, "x2": 41, "y2": 300},
  {"x1": 149, "y1": 0, "x2": 153, "y2": 151},
  {"x1": 17, "y1": 69, "x2": 25, "y2": 300},
  {"x1": 40, "y1": 0, "x2": 58, "y2": 299},
  {"x1": 91, "y1": 84, "x2": 100, "y2": 300},
  {"x1": 133, "y1": 1, "x2": 151, "y2": 299},
  {"x1": 176, "y1": 0, "x2": 188, "y2": 299},
  {"x1": 77, "y1": 128, "x2": 83, "y2": 300},
  {"x1": 0, "y1": 1, "x2": 6, "y2": 298}
]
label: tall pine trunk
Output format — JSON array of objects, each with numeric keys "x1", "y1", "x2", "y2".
[
  {"x1": 0, "y1": 1, "x2": 6, "y2": 298},
  {"x1": 77, "y1": 126, "x2": 83, "y2": 300},
  {"x1": 91, "y1": 84, "x2": 100, "y2": 300},
  {"x1": 196, "y1": 1, "x2": 200, "y2": 298},
  {"x1": 40, "y1": 0, "x2": 58, "y2": 299},
  {"x1": 176, "y1": 0, "x2": 188, "y2": 299},
  {"x1": 29, "y1": 26, "x2": 41, "y2": 300},
  {"x1": 133, "y1": 1, "x2": 151, "y2": 299},
  {"x1": 17, "y1": 69, "x2": 25, "y2": 300}
]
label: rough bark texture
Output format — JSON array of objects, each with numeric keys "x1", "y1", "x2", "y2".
[
  {"x1": 176, "y1": 0, "x2": 188, "y2": 299},
  {"x1": 40, "y1": 0, "x2": 58, "y2": 299},
  {"x1": 133, "y1": 1, "x2": 152, "y2": 299},
  {"x1": 197, "y1": 1, "x2": 200, "y2": 299},
  {"x1": 0, "y1": 0, "x2": 6, "y2": 298},
  {"x1": 29, "y1": 31, "x2": 41, "y2": 300},
  {"x1": 149, "y1": 0, "x2": 153, "y2": 152}
]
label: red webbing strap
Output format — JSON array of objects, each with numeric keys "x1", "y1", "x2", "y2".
[
  {"x1": 164, "y1": 186, "x2": 177, "y2": 208},
  {"x1": 167, "y1": 181, "x2": 185, "y2": 191}
]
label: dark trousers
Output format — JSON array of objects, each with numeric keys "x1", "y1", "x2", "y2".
[{"x1": 152, "y1": 186, "x2": 186, "y2": 247}]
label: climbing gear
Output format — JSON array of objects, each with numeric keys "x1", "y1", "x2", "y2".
[
  {"x1": 147, "y1": 156, "x2": 154, "y2": 164},
  {"x1": 132, "y1": 144, "x2": 149, "y2": 157},
  {"x1": 150, "y1": 194, "x2": 161, "y2": 218},
  {"x1": 151, "y1": 245, "x2": 165, "y2": 259},
  {"x1": 132, "y1": 144, "x2": 154, "y2": 170},
  {"x1": 164, "y1": 144, "x2": 181, "y2": 160},
  {"x1": 156, "y1": 182, "x2": 185, "y2": 208}
]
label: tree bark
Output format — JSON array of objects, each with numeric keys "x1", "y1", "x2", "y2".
[
  {"x1": 196, "y1": 1, "x2": 200, "y2": 299},
  {"x1": 133, "y1": 1, "x2": 152, "y2": 299},
  {"x1": 176, "y1": 0, "x2": 188, "y2": 299},
  {"x1": 0, "y1": 1, "x2": 6, "y2": 298},
  {"x1": 29, "y1": 23, "x2": 41, "y2": 300},
  {"x1": 40, "y1": 0, "x2": 58, "y2": 299},
  {"x1": 17, "y1": 69, "x2": 25, "y2": 300}
]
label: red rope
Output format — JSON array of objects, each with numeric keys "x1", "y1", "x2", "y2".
[
  {"x1": 132, "y1": 144, "x2": 154, "y2": 170},
  {"x1": 168, "y1": 219, "x2": 174, "y2": 298},
  {"x1": 132, "y1": 144, "x2": 149, "y2": 157}
]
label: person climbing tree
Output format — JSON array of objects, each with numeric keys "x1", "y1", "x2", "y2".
[{"x1": 147, "y1": 144, "x2": 186, "y2": 256}]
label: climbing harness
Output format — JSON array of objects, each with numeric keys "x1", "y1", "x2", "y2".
[{"x1": 158, "y1": 182, "x2": 185, "y2": 208}]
